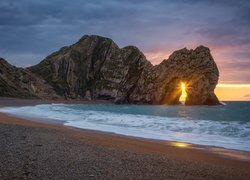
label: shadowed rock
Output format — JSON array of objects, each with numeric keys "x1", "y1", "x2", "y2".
[
  {"x1": 1, "y1": 35, "x2": 220, "y2": 105},
  {"x1": 129, "y1": 46, "x2": 220, "y2": 105},
  {"x1": 0, "y1": 58, "x2": 59, "y2": 99}
]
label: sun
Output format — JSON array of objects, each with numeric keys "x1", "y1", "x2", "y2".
[{"x1": 179, "y1": 82, "x2": 187, "y2": 102}]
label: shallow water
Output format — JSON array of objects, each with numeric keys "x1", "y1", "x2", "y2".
[{"x1": 0, "y1": 102, "x2": 250, "y2": 151}]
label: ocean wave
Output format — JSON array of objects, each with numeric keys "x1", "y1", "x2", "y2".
[{"x1": 0, "y1": 103, "x2": 249, "y2": 151}]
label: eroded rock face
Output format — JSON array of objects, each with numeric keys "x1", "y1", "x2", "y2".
[
  {"x1": 0, "y1": 58, "x2": 59, "y2": 99},
  {"x1": 128, "y1": 46, "x2": 220, "y2": 105},
  {"x1": 1, "y1": 35, "x2": 220, "y2": 105},
  {"x1": 29, "y1": 35, "x2": 151, "y2": 101}
]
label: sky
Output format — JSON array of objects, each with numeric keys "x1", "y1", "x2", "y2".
[{"x1": 0, "y1": 0, "x2": 249, "y2": 100}]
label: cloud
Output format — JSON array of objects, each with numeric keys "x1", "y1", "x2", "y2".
[
  {"x1": 244, "y1": 94, "x2": 250, "y2": 97},
  {"x1": 0, "y1": 0, "x2": 249, "y2": 83}
]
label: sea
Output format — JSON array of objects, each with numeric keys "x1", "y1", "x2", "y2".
[{"x1": 0, "y1": 102, "x2": 249, "y2": 152}]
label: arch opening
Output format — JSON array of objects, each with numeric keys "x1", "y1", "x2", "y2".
[
  {"x1": 179, "y1": 82, "x2": 187, "y2": 104},
  {"x1": 161, "y1": 79, "x2": 189, "y2": 105}
]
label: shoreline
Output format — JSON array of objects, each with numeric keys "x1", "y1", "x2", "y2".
[
  {"x1": 1, "y1": 112, "x2": 250, "y2": 179},
  {"x1": 3, "y1": 111, "x2": 250, "y2": 161},
  {"x1": 0, "y1": 98, "x2": 250, "y2": 160},
  {"x1": 1, "y1": 98, "x2": 250, "y2": 179},
  {"x1": 2, "y1": 111, "x2": 250, "y2": 162}
]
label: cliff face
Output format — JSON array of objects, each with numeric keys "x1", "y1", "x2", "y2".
[
  {"x1": 1, "y1": 35, "x2": 220, "y2": 105},
  {"x1": 29, "y1": 35, "x2": 152, "y2": 101},
  {"x1": 128, "y1": 46, "x2": 220, "y2": 105},
  {"x1": 0, "y1": 58, "x2": 59, "y2": 99}
]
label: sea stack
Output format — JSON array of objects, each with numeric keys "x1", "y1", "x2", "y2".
[{"x1": 1, "y1": 35, "x2": 220, "y2": 105}]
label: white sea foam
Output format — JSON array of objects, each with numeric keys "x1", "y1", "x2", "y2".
[{"x1": 0, "y1": 104, "x2": 250, "y2": 151}]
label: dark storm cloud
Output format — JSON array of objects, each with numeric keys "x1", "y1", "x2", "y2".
[
  {"x1": 0, "y1": 0, "x2": 249, "y2": 83},
  {"x1": 0, "y1": 0, "x2": 185, "y2": 58}
]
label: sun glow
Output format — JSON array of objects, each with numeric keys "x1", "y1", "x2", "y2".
[
  {"x1": 216, "y1": 84, "x2": 250, "y2": 88},
  {"x1": 179, "y1": 82, "x2": 187, "y2": 102},
  {"x1": 215, "y1": 83, "x2": 250, "y2": 101},
  {"x1": 171, "y1": 142, "x2": 190, "y2": 148}
]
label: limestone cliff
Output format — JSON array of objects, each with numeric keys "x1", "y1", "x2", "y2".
[
  {"x1": 0, "y1": 58, "x2": 59, "y2": 99},
  {"x1": 128, "y1": 46, "x2": 220, "y2": 105},
  {"x1": 1, "y1": 35, "x2": 220, "y2": 105},
  {"x1": 29, "y1": 35, "x2": 151, "y2": 101}
]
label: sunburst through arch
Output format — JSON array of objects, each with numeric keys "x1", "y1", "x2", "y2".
[{"x1": 179, "y1": 82, "x2": 187, "y2": 103}]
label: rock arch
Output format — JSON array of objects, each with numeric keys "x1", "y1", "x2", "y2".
[
  {"x1": 127, "y1": 46, "x2": 220, "y2": 105},
  {"x1": 159, "y1": 47, "x2": 219, "y2": 105}
]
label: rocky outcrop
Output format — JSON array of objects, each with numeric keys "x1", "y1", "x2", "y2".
[
  {"x1": 1, "y1": 35, "x2": 220, "y2": 105},
  {"x1": 29, "y1": 35, "x2": 152, "y2": 101},
  {"x1": 0, "y1": 58, "x2": 59, "y2": 99},
  {"x1": 128, "y1": 46, "x2": 220, "y2": 105}
]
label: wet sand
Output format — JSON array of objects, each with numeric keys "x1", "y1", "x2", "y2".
[{"x1": 0, "y1": 98, "x2": 250, "y2": 179}]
